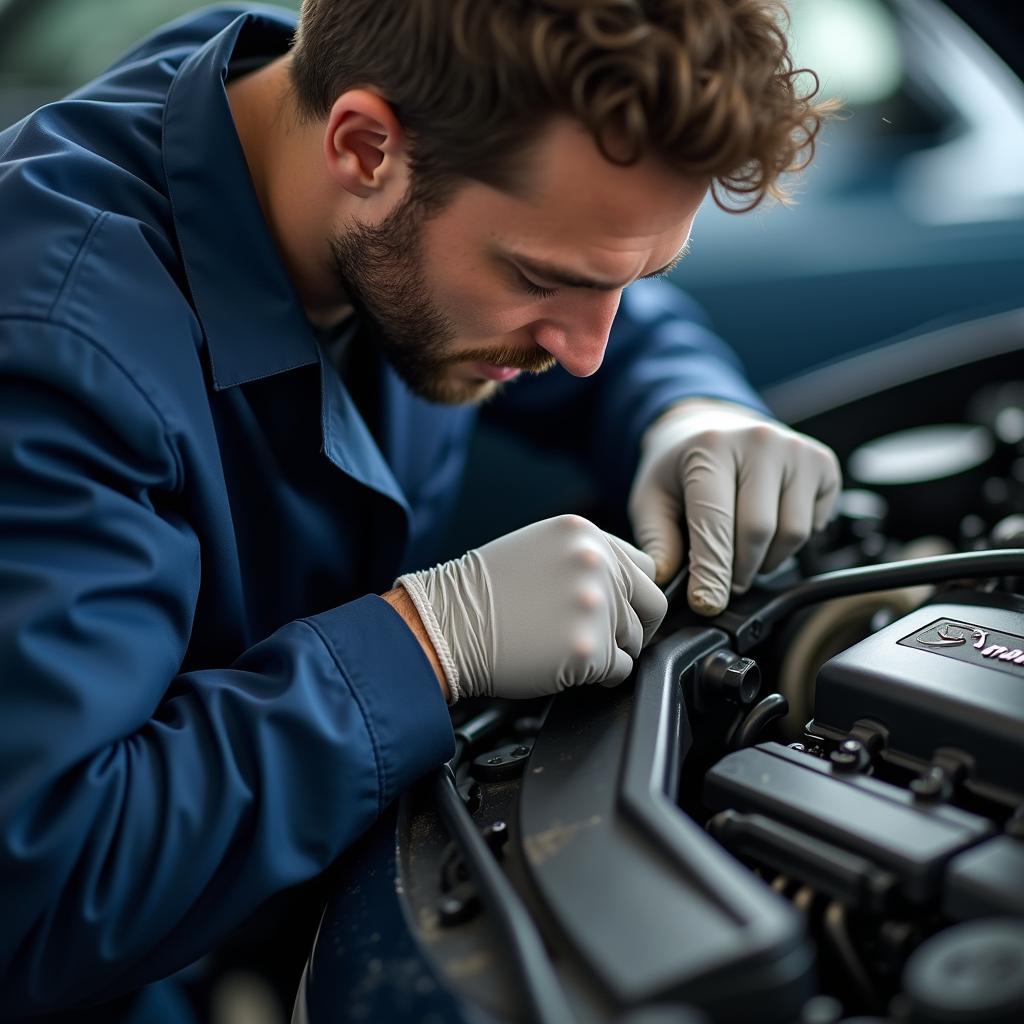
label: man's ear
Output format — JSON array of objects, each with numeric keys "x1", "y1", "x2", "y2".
[{"x1": 323, "y1": 89, "x2": 406, "y2": 199}]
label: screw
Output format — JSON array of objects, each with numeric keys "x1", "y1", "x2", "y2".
[
  {"x1": 511, "y1": 746, "x2": 530, "y2": 757},
  {"x1": 486, "y1": 756, "x2": 503, "y2": 765}
]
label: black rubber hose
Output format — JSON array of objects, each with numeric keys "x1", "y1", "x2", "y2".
[
  {"x1": 432, "y1": 767, "x2": 578, "y2": 1024},
  {"x1": 728, "y1": 693, "x2": 790, "y2": 751},
  {"x1": 712, "y1": 548, "x2": 1024, "y2": 653}
]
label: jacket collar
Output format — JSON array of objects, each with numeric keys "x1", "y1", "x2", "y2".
[
  {"x1": 163, "y1": 9, "x2": 319, "y2": 390},
  {"x1": 162, "y1": 9, "x2": 413, "y2": 526}
]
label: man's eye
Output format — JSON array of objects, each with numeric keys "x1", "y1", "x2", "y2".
[{"x1": 517, "y1": 270, "x2": 559, "y2": 300}]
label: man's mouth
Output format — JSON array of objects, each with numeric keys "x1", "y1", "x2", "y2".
[{"x1": 471, "y1": 363, "x2": 523, "y2": 382}]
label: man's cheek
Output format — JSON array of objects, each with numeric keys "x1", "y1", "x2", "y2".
[{"x1": 441, "y1": 289, "x2": 533, "y2": 343}]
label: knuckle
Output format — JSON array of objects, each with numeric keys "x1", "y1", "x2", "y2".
[
  {"x1": 572, "y1": 542, "x2": 607, "y2": 570},
  {"x1": 572, "y1": 634, "x2": 594, "y2": 661},
  {"x1": 742, "y1": 518, "x2": 775, "y2": 548},
  {"x1": 696, "y1": 428, "x2": 729, "y2": 452},
  {"x1": 555, "y1": 513, "x2": 596, "y2": 532},
  {"x1": 576, "y1": 583, "x2": 603, "y2": 610},
  {"x1": 749, "y1": 422, "x2": 781, "y2": 446}
]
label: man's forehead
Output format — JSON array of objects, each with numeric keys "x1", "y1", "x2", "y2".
[
  {"x1": 454, "y1": 120, "x2": 708, "y2": 265},
  {"x1": 515, "y1": 118, "x2": 708, "y2": 215},
  {"x1": 422, "y1": 118, "x2": 706, "y2": 284}
]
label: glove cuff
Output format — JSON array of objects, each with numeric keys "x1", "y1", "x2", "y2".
[{"x1": 395, "y1": 572, "x2": 462, "y2": 705}]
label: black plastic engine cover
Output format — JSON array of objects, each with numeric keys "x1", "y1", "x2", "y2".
[
  {"x1": 811, "y1": 596, "x2": 1024, "y2": 796},
  {"x1": 704, "y1": 743, "x2": 993, "y2": 903}
]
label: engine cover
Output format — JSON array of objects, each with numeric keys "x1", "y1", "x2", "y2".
[{"x1": 810, "y1": 595, "x2": 1024, "y2": 797}]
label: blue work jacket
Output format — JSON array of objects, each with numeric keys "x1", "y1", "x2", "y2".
[{"x1": 0, "y1": 5, "x2": 767, "y2": 1018}]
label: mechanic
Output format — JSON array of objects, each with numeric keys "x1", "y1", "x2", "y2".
[{"x1": 0, "y1": 0, "x2": 840, "y2": 1019}]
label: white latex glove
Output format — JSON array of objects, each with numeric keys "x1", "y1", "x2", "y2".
[
  {"x1": 628, "y1": 398, "x2": 841, "y2": 616},
  {"x1": 396, "y1": 515, "x2": 667, "y2": 702}
]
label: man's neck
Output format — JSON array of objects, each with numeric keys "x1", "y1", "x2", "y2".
[{"x1": 226, "y1": 57, "x2": 352, "y2": 327}]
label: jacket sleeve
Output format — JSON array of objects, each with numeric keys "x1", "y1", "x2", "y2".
[
  {"x1": 484, "y1": 278, "x2": 771, "y2": 499},
  {"x1": 0, "y1": 318, "x2": 454, "y2": 1015}
]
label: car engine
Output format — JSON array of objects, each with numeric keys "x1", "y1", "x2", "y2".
[{"x1": 297, "y1": 312, "x2": 1024, "y2": 1024}]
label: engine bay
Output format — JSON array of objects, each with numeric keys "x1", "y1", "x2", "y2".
[{"x1": 300, "y1": 312, "x2": 1024, "y2": 1024}]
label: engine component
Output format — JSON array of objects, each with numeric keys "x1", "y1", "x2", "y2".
[
  {"x1": 471, "y1": 743, "x2": 532, "y2": 782},
  {"x1": 703, "y1": 743, "x2": 994, "y2": 904},
  {"x1": 943, "y1": 836, "x2": 1024, "y2": 920},
  {"x1": 847, "y1": 424, "x2": 996, "y2": 538},
  {"x1": 695, "y1": 650, "x2": 761, "y2": 711},
  {"x1": 902, "y1": 919, "x2": 1024, "y2": 1024},
  {"x1": 776, "y1": 536, "x2": 952, "y2": 741},
  {"x1": 729, "y1": 693, "x2": 789, "y2": 750},
  {"x1": 809, "y1": 598, "x2": 1024, "y2": 799},
  {"x1": 707, "y1": 810, "x2": 898, "y2": 913},
  {"x1": 518, "y1": 629, "x2": 815, "y2": 1022}
]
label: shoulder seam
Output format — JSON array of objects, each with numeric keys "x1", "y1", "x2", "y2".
[
  {"x1": 0, "y1": 314, "x2": 183, "y2": 491},
  {"x1": 46, "y1": 210, "x2": 108, "y2": 322}
]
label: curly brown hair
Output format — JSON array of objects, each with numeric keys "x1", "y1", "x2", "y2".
[{"x1": 290, "y1": 0, "x2": 835, "y2": 212}]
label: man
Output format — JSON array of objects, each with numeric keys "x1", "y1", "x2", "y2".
[{"x1": 0, "y1": 0, "x2": 839, "y2": 1018}]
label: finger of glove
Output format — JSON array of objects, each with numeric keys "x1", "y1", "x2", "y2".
[
  {"x1": 598, "y1": 645, "x2": 635, "y2": 688},
  {"x1": 812, "y1": 451, "x2": 843, "y2": 532},
  {"x1": 603, "y1": 532, "x2": 657, "y2": 581},
  {"x1": 604, "y1": 533, "x2": 669, "y2": 644},
  {"x1": 760, "y1": 469, "x2": 817, "y2": 575},
  {"x1": 627, "y1": 476, "x2": 684, "y2": 585},
  {"x1": 683, "y1": 451, "x2": 738, "y2": 616},
  {"x1": 613, "y1": 602, "x2": 644, "y2": 660},
  {"x1": 731, "y1": 460, "x2": 784, "y2": 593}
]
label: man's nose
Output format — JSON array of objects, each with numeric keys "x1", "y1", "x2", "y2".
[{"x1": 531, "y1": 291, "x2": 622, "y2": 377}]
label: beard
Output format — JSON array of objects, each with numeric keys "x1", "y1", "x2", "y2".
[{"x1": 328, "y1": 195, "x2": 556, "y2": 405}]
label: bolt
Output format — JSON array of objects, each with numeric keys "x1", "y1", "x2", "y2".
[
  {"x1": 486, "y1": 756, "x2": 503, "y2": 765},
  {"x1": 438, "y1": 885, "x2": 480, "y2": 927},
  {"x1": 911, "y1": 765, "x2": 951, "y2": 802},
  {"x1": 830, "y1": 738, "x2": 868, "y2": 773},
  {"x1": 511, "y1": 746, "x2": 530, "y2": 757},
  {"x1": 483, "y1": 820, "x2": 509, "y2": 857}
]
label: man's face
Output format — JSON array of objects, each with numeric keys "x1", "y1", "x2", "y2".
[{"x1": 330, "y1": 119, "x2": 708, "y2": 405}]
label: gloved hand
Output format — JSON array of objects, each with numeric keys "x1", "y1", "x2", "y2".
[
  {"x1": 396, "y1": 515, "x2": 668, "y2": 702},
  {"x1": 628, "y1": 398, "x2": 841, "y2": 616}
]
